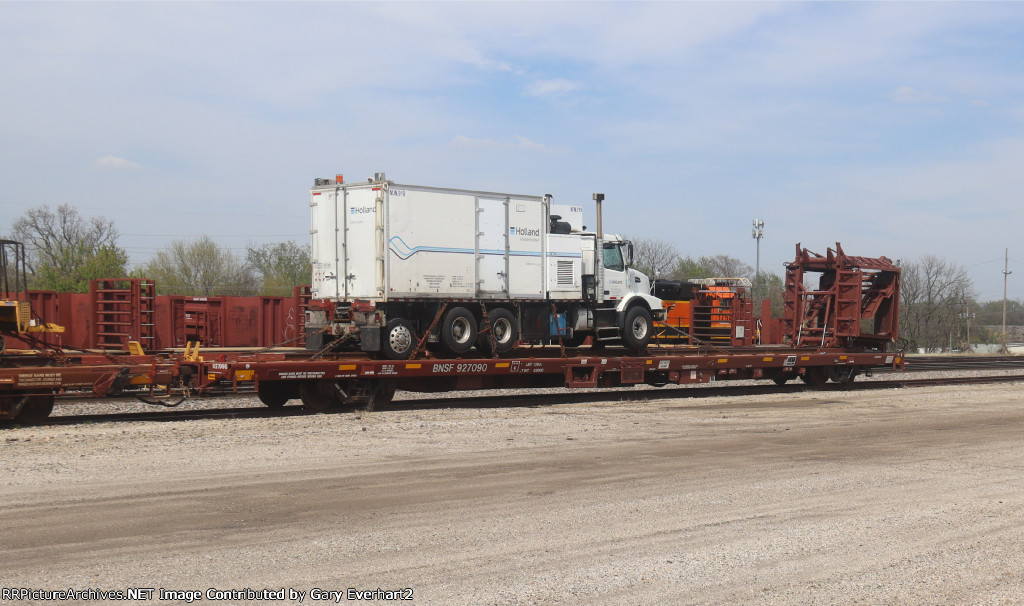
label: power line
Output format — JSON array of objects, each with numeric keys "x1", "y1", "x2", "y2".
[
  {"x1": 0, "y1": 200, "x2": 298, "y2": 219},
  {"x1": 121, "y1": 233, "x2": 305, "y2": 237}
]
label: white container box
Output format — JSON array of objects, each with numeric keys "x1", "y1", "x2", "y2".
[{"x1": 310, "y1": 179, "x2": 583, "y2": 302}]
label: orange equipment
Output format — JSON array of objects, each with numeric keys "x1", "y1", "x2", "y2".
[{"x1": 653, "y1": 278, "x2": 753, "y2": 346}]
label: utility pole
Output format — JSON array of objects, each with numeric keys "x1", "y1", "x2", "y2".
[
  {"x1": 751, "y1": 219, "x2": 764, "y2": 296},
  {"x1": 958, "y1": 304, "x2": 975, "y2": 352},
  {"x1": 1002, "y1": 248, "x2": 1011, "y2": 354}
]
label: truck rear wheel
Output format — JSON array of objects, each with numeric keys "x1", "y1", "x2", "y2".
[
  {"x1": 440, "y1": 306, "x2": 477, "y2": 354},
  {"x1": 477, "y1": 308, "x2": 518, "y2": 356},
  {"x1": 621, "y1": 306, "x2": 653, "y2": 353},
  {"x1": 382, "y1": 318, "x2": 416, "y2": 360}
]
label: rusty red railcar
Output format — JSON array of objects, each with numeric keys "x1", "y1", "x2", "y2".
[{"x1": 5, "y1": 284, "x2": 312, "y2": 352}]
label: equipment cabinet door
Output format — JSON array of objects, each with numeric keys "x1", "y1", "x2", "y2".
[
  {"x1": 310, "y1": 188, "x2": 340, "y2": 300},
  {"x1": 476, "y1": 197, "x2": 508, "y2": 296},
  {"x1": 343, "y1": 187, "x2": 383, "y2": 299},
  {"x1": 506, "y1": 198, "x2": 544, "y2": 297}
]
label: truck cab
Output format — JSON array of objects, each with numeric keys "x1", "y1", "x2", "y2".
[{"x1": 569, "y1": 233, "x2": 663, "y2": 348}]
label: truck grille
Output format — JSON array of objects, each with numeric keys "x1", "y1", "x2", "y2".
[{"x1": 556, "y1": 260, "x2": 574, "y2": 286}]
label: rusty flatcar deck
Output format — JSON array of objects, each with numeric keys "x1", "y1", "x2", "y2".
[{"x1": 1, "y1": 345, "x2": 903, "y2": 422}]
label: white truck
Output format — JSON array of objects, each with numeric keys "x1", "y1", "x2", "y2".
[{"x1": 306, "y1": 173, "x2": 664, "y2": 359}]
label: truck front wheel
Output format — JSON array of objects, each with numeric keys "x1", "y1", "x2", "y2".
[
  {"x1": 621, "y1": 306, "x2": 653, "y2": 353},
  {"x1": 440, "y1": 307, "x2": 478, "y2": 354}
]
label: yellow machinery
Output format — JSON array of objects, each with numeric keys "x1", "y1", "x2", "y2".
[{"x1": 0, "y1": 240, "x2": 64, "y2": 353}]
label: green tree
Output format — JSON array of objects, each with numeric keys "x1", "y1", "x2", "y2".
[
  {"x1": 674, "y1": 256, "x2": 711, "y2": 280},
  {"x1": 246, "y1": 241, "x2": 311, "y2": 296},
  {"x1": 752, "y1": 271, "x2": 786, "y2": 318},
  {"x1": 9, "y1": 204, "x2": 128, "y2": 291},
  {"x1": 973, "y1": 298, "x2": 1024, "y2": 347},
  {"x1": 975, "y1": 298, "x2": 1024, "y2": 327},
  {"x1": 143, "y1": 236, "x2": 256, "y2": 296},
  {"x1": 673, "y1": 254, "x2": 752, "y2": 281},
  {"x1": 34, "y1": 244, "x2": 129, "y2": 292}
]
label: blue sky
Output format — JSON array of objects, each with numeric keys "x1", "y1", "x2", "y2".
[{"x1": 2, "y1": 2, "x2": 1023, "y2": 301}]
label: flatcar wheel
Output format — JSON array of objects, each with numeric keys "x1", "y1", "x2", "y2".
[
  {"x1": 799, "y1": 367, "x2": 829, "y2": 386},
  {"x1": 827, "y1": 366, "x2": 858, "y2": 384},
  {"x1": 772, "y1": 375, "x2": 791, "y2": 386},
  {"x1": 257, "y1": 381, "x2": 293, "y2": 409},
  {"x1": 299, "y1": 380, "x2": 337, "y2": 413},
  {"x1": 362, "y1": 380, "x2": 397, "y2": 412},
  {"x1": 15, "y1": 395, "x2": 54, "y2": 425}
]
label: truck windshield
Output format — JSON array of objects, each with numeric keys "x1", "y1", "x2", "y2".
[{"x1": 603, "y1": 242, "x2": 625, "y2": 272}]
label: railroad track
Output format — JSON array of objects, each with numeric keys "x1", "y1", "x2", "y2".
[
  {"x1": 892, "y1": 355, "x2": 1024, "y2": 372},
  {"x1": 26, "y1": 371, "x2": 1024, "y2": 428}
]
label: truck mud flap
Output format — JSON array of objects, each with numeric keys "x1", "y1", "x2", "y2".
[{"x1": 359, "y1": 327, "x2": 381, "y2": 352}]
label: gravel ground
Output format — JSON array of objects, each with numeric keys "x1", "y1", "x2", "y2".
[{"x1": 3, "y1": 375, "x2": 1024, "y2": 605}]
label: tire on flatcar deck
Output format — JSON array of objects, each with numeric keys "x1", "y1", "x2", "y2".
[
  {"x1": 476, "y1": 308, "x2": 519, "y2": 356},
  {"x1": 382, "y1": 317, "x2": 417, "y2": 360},
  {"x1": 621, "y1": 306, "x2": 654, "y2": 353},
  {"x1": 440, "y1": 306, "x2": 478, "y2": 355}
]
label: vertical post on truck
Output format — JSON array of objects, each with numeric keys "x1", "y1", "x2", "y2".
[
  {"x1": 594, "y1": 193, "x2": 604, "y2": 304},
  {"x1": 752, "y1": 219, "x2": 764, "y2": 299},
  {"x1": 376, "y1": 184, "x2": 386, "y2": 296},
  {"x1": 337, "y1": 187, "x2": 345, "y2": 298}
]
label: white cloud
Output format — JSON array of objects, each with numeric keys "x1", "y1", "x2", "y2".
[
  {"x1": 512, "y1": 136, "x2": 557, "y2": 153},
  {"x1": 525, "y1": 78, "x2": 580, "y2": 98},
  {"x1": 891, "y1": 85, "x2": 945, "y2": 104},
  {"x1": 450, "y1": 135, "x2": 501, "y2": 150},
  {"x1": 450, "y1": 135, "x2": 559, "y2": 153},
  {"x1": 94, "y1": 155, "x2": 142, "y2": 170}
]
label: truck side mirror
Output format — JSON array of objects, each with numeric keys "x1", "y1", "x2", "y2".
[{"x1": 627, "y1": 243, "x2": 634, "y2": 264}]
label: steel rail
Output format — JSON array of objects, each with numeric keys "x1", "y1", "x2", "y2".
[{"x1": 24, "y1": 372, "x2": 1024, "y2": 428}]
